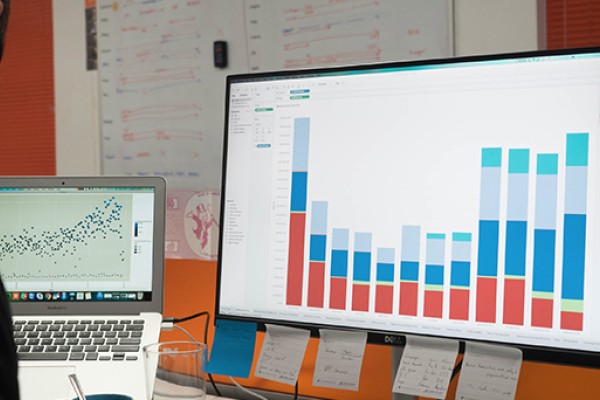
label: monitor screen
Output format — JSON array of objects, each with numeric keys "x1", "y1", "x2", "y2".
[
  {"x1": 217, "y1": 47, "x2": 600, "y2": 365},
  {"x1": 0, "y1": 176, "x2": 166, "y2": 315}
]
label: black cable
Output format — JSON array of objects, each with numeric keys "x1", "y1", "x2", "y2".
[
  {"x1": 451, "y1": 358, "x2": 463, "y2": 382},
  {"x1": 171, "y1": 311, "x2": 222, "y2": 397}
]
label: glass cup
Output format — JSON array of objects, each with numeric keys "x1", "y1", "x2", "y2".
[{"x1": 143, "y1": 341, "x2": 208, "y2": 400}]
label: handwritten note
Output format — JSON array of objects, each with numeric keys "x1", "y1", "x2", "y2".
[
  {"x1": 206, "y1": 319, "x2": 257, "y2": 378},
  {"x1": 456, "y1": 342, "x2": 522, "y2": 400},
  {"x1": 313, "y1": 329, "x2": 368, "y2": 391},
  {"x1": 254, "y1": 324, "x2": 310, "y2": 385},
  {"x1": 393, "y1": 335, "x2": 459, "y2": 399}
]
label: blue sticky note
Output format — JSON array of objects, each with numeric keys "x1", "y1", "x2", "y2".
[{"x1": 207, "y1": 319, "x2": 257, "y2": 378}]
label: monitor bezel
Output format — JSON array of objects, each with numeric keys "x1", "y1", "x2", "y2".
[{"x1": 216, "y1": 46, "x2": 600, "y2": 367}]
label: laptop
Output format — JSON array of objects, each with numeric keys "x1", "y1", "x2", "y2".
[{"x1": 0, "y1": 176, "x2": 167, "y2": 400}]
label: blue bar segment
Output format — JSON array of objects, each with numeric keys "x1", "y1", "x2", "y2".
[
  {"x1": 477, "y1": 220, "x2": 499, "y2": 277},
  {"x1": 425, "y1": 234, "x2": 445, "y2": 286},
  {"x1": 310, "y1": 235, "x2": 326, "y2": 262},
  {"x1": 532, "y1": 229, "x2": 556, "y2": 292},
  {"x1": 377, "y1": 248, "x2": 395, "y2": 283},
  {"x1": 562, "y1": 214, "x2": 586, "y2": 300},
  {"x1": 290, "y1": 172, "x2": 307, "y2": 212},
  {"x1": 451, "y1": 232, "x2": 471, "y2": 288},
  {"x1": 331, "y1": 229, "x2": 349, "y2": 278},
  {"x1": 505, "y1": 221, "x2": 527, "y2": 276},
  {"x1": 353, "y1": 232, "x2": 372, "y2": 283}
]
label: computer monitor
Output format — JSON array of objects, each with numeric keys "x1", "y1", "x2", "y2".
[{"x1": 216, "y1": 47, "x2": 600, "y2": 366}]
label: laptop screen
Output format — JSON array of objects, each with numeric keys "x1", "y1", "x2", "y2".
[{"x1": 0, "y1": 176, "x2": 166, "y2": 315}]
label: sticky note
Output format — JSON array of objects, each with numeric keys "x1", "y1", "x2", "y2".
[
  {"x1": 313, "y1": 329, "x2": 368, "y2": 391},
  {"x1": 206, "y1": 319, "x2": 257, "y2": 378},
  {"x1": 456, "y1": 342, "x2": 522, "y2": 400},
  {"x1": 393, "y1": 335, "x2": 459, "y2": 399},
  {"x1": 254, "y1": 324, "x2": 310, "y2": 385}
]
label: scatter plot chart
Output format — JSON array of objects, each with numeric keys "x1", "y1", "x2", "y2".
[{"x1": 0, "y1": 194, "x2": 133, "y2": 281}]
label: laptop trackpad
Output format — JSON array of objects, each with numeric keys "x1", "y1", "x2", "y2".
[{"x1": 19, "y1": 365, "x2": 75, "y2": 400}]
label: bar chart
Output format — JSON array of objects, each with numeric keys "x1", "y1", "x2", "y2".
[{"x1": 285, "y1": 116, "x2": 589, "y2": 332}]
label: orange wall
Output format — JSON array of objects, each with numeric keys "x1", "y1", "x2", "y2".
[
  {"x1": 163, "y1": 259, "x2": 600, "y2": 400},
  {"x1": 0, "y1": 1, "x2": 55, "y2": 176}
]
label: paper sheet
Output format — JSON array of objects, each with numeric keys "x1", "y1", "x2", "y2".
[
  {"x1": 456, "y1": 342, "x2": 522, "y2": 400},
  {"x1": 206, "y1": 319, "x2": 257, "y2": 378},
  {"x1": 393, "y1": 335, "x2": 459, "y2": 399},
  {"x1": 313, "y1": 329, "x2": 368, "y2": 391},
  {"x1": 254, "y1": 324, "x2": 311, "y2": 385}
]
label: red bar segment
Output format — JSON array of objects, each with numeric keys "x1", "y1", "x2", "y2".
[
  {"x1": 503, "y1": 279, "x2": 525, "y2": 325},
  {"x1": 476, "y1": 277, "x2": 497, "y2": 323},
  {"x1": 531, "y1": 298, "x2": 553, "y2": 328},
  {"x1": 330, "y1": 277, "x2": 347, "y2": 310},
  {"x1": 449, "y1": 288, "x2": 469, "y2": 320},
  {"x1": 307, "y1": 262, "x2": 325, "y2": 308},
  {"x1": 399, "y1": 282, "x2": 418, "y2": 316},
  {"x1": 375, "y1": 285, "x2": 393, "y2": 314},
  {"x1": 561, "y1": 311, "x2": 583, "y2": 331},
  {"x1": 286, "y1": 213, "x2": 306, "y2": 305},
  {"x1": 424, "y1": 290, "x2": 443, "y2": 318},
  {"x1": 352, "y1": 284, "x2": 369, "y2": 311}
]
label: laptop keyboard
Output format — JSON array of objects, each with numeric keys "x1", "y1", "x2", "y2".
[{"x1": 13, "y1": 319, "x2": 145, "y2": 361}]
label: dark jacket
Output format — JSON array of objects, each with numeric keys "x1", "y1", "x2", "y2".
[{"x1": 0, "y1": 279, "x2": 19, "y2": 400}]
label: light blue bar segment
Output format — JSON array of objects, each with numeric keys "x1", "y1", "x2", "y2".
[
  {"x1": 401, "y1": 225, "x2": 421, "y2": 262},
  {"x1": 332, "y1": 228, "x2": 349, "y2": 250},
  {"x1": 566, "y1": 133, "x2": 589, "y2": 167},
  {"x1": 537, "y1": 154, "x2": 558, "y2": 175},
  {"x1": 564, "y1": 167, "x2": 588, "y2": 214},
  {"x1": 426, "y1": 236, "x2": 445, "y2": 265},
  {"x1": 507, "y1": 173, "x2": 529, "y2": 220},
  {"x1": 480, "y1": 167, "x2": 502, "y2": 220},
  {"x1": 482, "y1": 148, "x2": 502, "y2": 167},
  {"x1": 355, "y1": 232, "x2": 372, "y2": 252},
  {"x1": 377, "y1": 247, "x2": 395, "y2": 264},
  {"x1": 292, "y1": 118, "x2": 310, "y2": 171},
  {"x1": 310, "y1": 201, "x2": 328, "y2": 234},
  {"x1": 452, "y1": 239, "x2": 471, "y2": 262},
  {"x1": 535, "y1": 174, "x2": 558, "y2": 229}
]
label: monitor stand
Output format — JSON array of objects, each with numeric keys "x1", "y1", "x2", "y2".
[{"x1": 391, "y1": 345, "x2": 418, "y2": 400}]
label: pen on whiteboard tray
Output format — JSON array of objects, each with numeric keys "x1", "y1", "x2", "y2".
[{"x1": 68, "y1": 373, "x2": 87, "y2": 400}]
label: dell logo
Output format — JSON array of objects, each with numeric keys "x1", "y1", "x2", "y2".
[{"x1": 384, "y1": 335, "x2": 403, "y2": 345}]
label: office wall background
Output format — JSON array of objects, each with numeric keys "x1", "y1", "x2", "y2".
[
  {"x1": 53, "y1": 0, "x2": 540, "y2": 176},
  {"x1": 14, "y1": 1, "x2": 600, "y2": 399}
]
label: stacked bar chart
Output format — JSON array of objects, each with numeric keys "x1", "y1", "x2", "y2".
[{"x1": 284, "y1": 116, "x2": 589, "y2": 333}]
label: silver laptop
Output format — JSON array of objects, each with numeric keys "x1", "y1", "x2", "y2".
[{"x1": 0, "y1": 176, "x2": 166, "y2": 400}]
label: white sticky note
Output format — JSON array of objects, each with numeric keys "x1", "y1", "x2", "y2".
[
  {"x1": 254, "y1": 324, "x2": 311, "y2": 385},
  {"x1": 313, "y1": 329, "x2": 368, "y2": 391},
  {"x1": 456, "y1": 342, "x2": 522, "y2": 400},
  {"x1": 393, "y1": 335, "x2": 459, "y2": 399}
]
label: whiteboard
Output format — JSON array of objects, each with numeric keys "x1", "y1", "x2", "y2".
[{"x1": 98, "y1": 0, "x2": 453, "y2": 190}]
